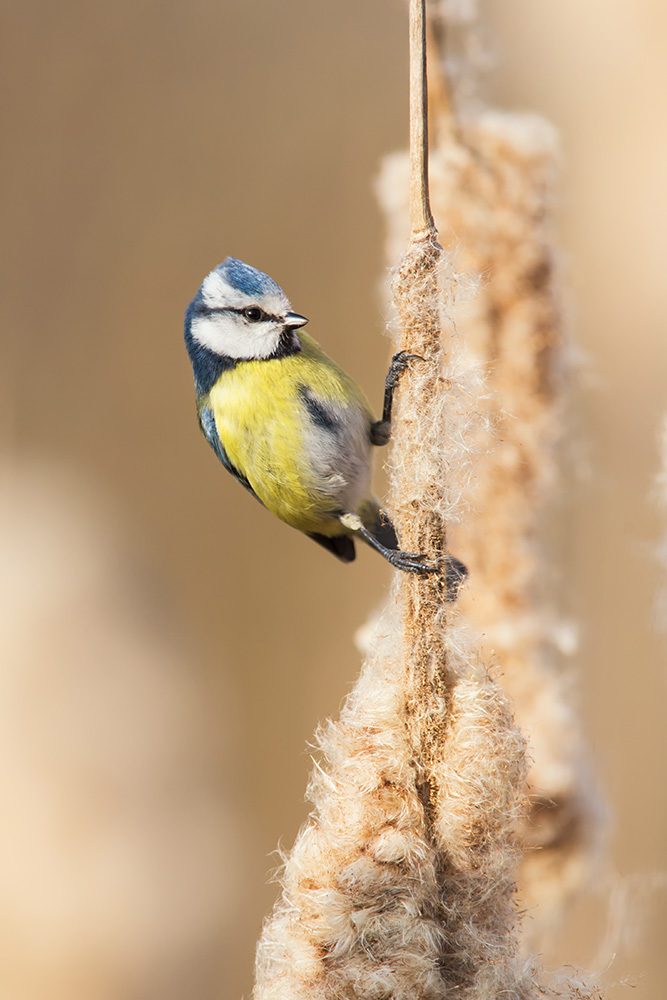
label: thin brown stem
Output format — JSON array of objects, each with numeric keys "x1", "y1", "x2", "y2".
[{"x1": 408, "y1": 0, "x2": 436, "y2": 236}]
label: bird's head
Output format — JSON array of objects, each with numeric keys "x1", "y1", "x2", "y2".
[{"x1": 186, "y1": 257, "x2": 308, "y2": 362}]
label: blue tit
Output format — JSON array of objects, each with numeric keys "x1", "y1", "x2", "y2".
[{"x1": 184, "y1": 257, "x2": 467, "y2": 593}]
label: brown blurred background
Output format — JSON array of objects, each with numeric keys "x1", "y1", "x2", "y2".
[{"x1": 1, "y1": 0, "x2": 666, "y2": 997}]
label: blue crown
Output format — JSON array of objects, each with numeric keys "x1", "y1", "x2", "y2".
[{"x1": 217, "y1": 257, "x2": 284, "y2": 298}]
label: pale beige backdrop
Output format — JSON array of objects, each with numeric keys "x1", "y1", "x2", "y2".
[{"x1": 1, "y1": 0, "x2": 665, "y2": 998}]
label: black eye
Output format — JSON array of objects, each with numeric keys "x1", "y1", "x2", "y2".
[{"x1": 243, "y1": 307, "x2": 263, "y2": 322}]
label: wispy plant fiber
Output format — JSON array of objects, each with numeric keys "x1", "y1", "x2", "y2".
[
  {"x1": 255, "y1": 602, "x2": 539, "y2": 1000},
  {"x1": 377, "y1": 24, "x2": 603, "y2": 947},
  {"x1": 253, "y1": 3, "x2": 603, "y2": 997}
]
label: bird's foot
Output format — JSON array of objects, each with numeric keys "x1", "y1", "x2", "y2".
[
  {"x1": 386, "y1": 351, "x2": 426, "y2": 389},
  {"x1": 387, "y1": 549, "x2": 439, "y2": 575},
  {"x1": 387, "y1": 550, "x2": 468, "y2": 599}
]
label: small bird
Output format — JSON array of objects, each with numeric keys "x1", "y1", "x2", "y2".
[{"x1": 184, "y1": 257, "x2": 466, "y2": 595}]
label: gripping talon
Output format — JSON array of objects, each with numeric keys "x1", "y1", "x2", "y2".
[
  {"x1": 387, "y1": 550, "x2": 439, "y2": 575},
  {"x1": 389, "y1": 551, "x2": 468, "y2": 594},
  {"x1": 337, "y1": 510, "x2": 467, "y2": 594},
  {"x1": 390, "y1": 351, "x2": 425, "y2": 370}
]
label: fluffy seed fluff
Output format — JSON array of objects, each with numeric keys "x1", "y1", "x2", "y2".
[
  {"x1": 255, "y1": 602, "x2": 539, "y2": 1000},
  {"x1": 377, "y1": 104, "x2": 604, "y2": 946},
  {"x1": 253, "y1": 236, "x2": 601, "y2": 1000},
  {"x1": 253, "y1": 5, "x2": 604, "y2": 997}
]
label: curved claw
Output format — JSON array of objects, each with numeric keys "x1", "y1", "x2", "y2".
[
  {"x1": 391, "y1": 350, "x2": 426, "y2": 367},
  {"x1": 388, "y1": 352, "x2": 427, "y2": 381}
]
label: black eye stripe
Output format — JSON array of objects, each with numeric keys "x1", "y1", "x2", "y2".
[
  {"x1": 233, "y1": 306, "x2": 280, "y2": 323},
  {"x1": 195, "y1": 304, "x2": 280, "y2": 323}
]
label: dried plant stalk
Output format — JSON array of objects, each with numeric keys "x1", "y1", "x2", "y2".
[
  {"x1": 378, "y1": 5, "x2": 603, "y2": 945},
  {"x1": 392, "y1": 0, "x2": 452, "y2": 823},
  {"x1": 255, "y1": 608, "x2": 540, "y2": 1000},
  {"x1": 253, "y1": 3, "x2": 603, "y2": 997}
]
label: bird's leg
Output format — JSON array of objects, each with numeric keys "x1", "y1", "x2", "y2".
[
  {"x1": 370, "y1": 351, "x2": 426, "y2": 446},
  {"x1": 339, "y1": 512, "x2": 436, "y2": 574},
  {"x1": 337, "y1": 513, "x2": 467, "y2": 597}
]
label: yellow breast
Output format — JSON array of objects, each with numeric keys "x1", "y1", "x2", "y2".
[{"x1": 207, "y1": 334, "x2": 374, "y2": 534}]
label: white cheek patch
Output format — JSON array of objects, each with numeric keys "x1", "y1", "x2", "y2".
[{"x1": 191, "y1": 314, "x2": 282, "y2": 360}]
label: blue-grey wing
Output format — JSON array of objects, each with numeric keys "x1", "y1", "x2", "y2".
[{"x1": 198, "y1": 406, "x2": 264, "y2": 505}]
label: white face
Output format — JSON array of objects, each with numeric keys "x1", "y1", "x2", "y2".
[{"x1": 190, "y1": 268, "x2": 296, "y2": 361}]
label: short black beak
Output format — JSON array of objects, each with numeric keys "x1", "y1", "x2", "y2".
[{"x1": 285, "y1": 312, "x2": 309, "y2": 329}]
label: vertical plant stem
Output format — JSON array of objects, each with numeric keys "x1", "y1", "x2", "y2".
[
  {"x1": 408, "y1": 0, "x2": 435, "y2": 235},
  {"x1": 391, "y1": 0, "x2": 451, "y2": 822}
]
